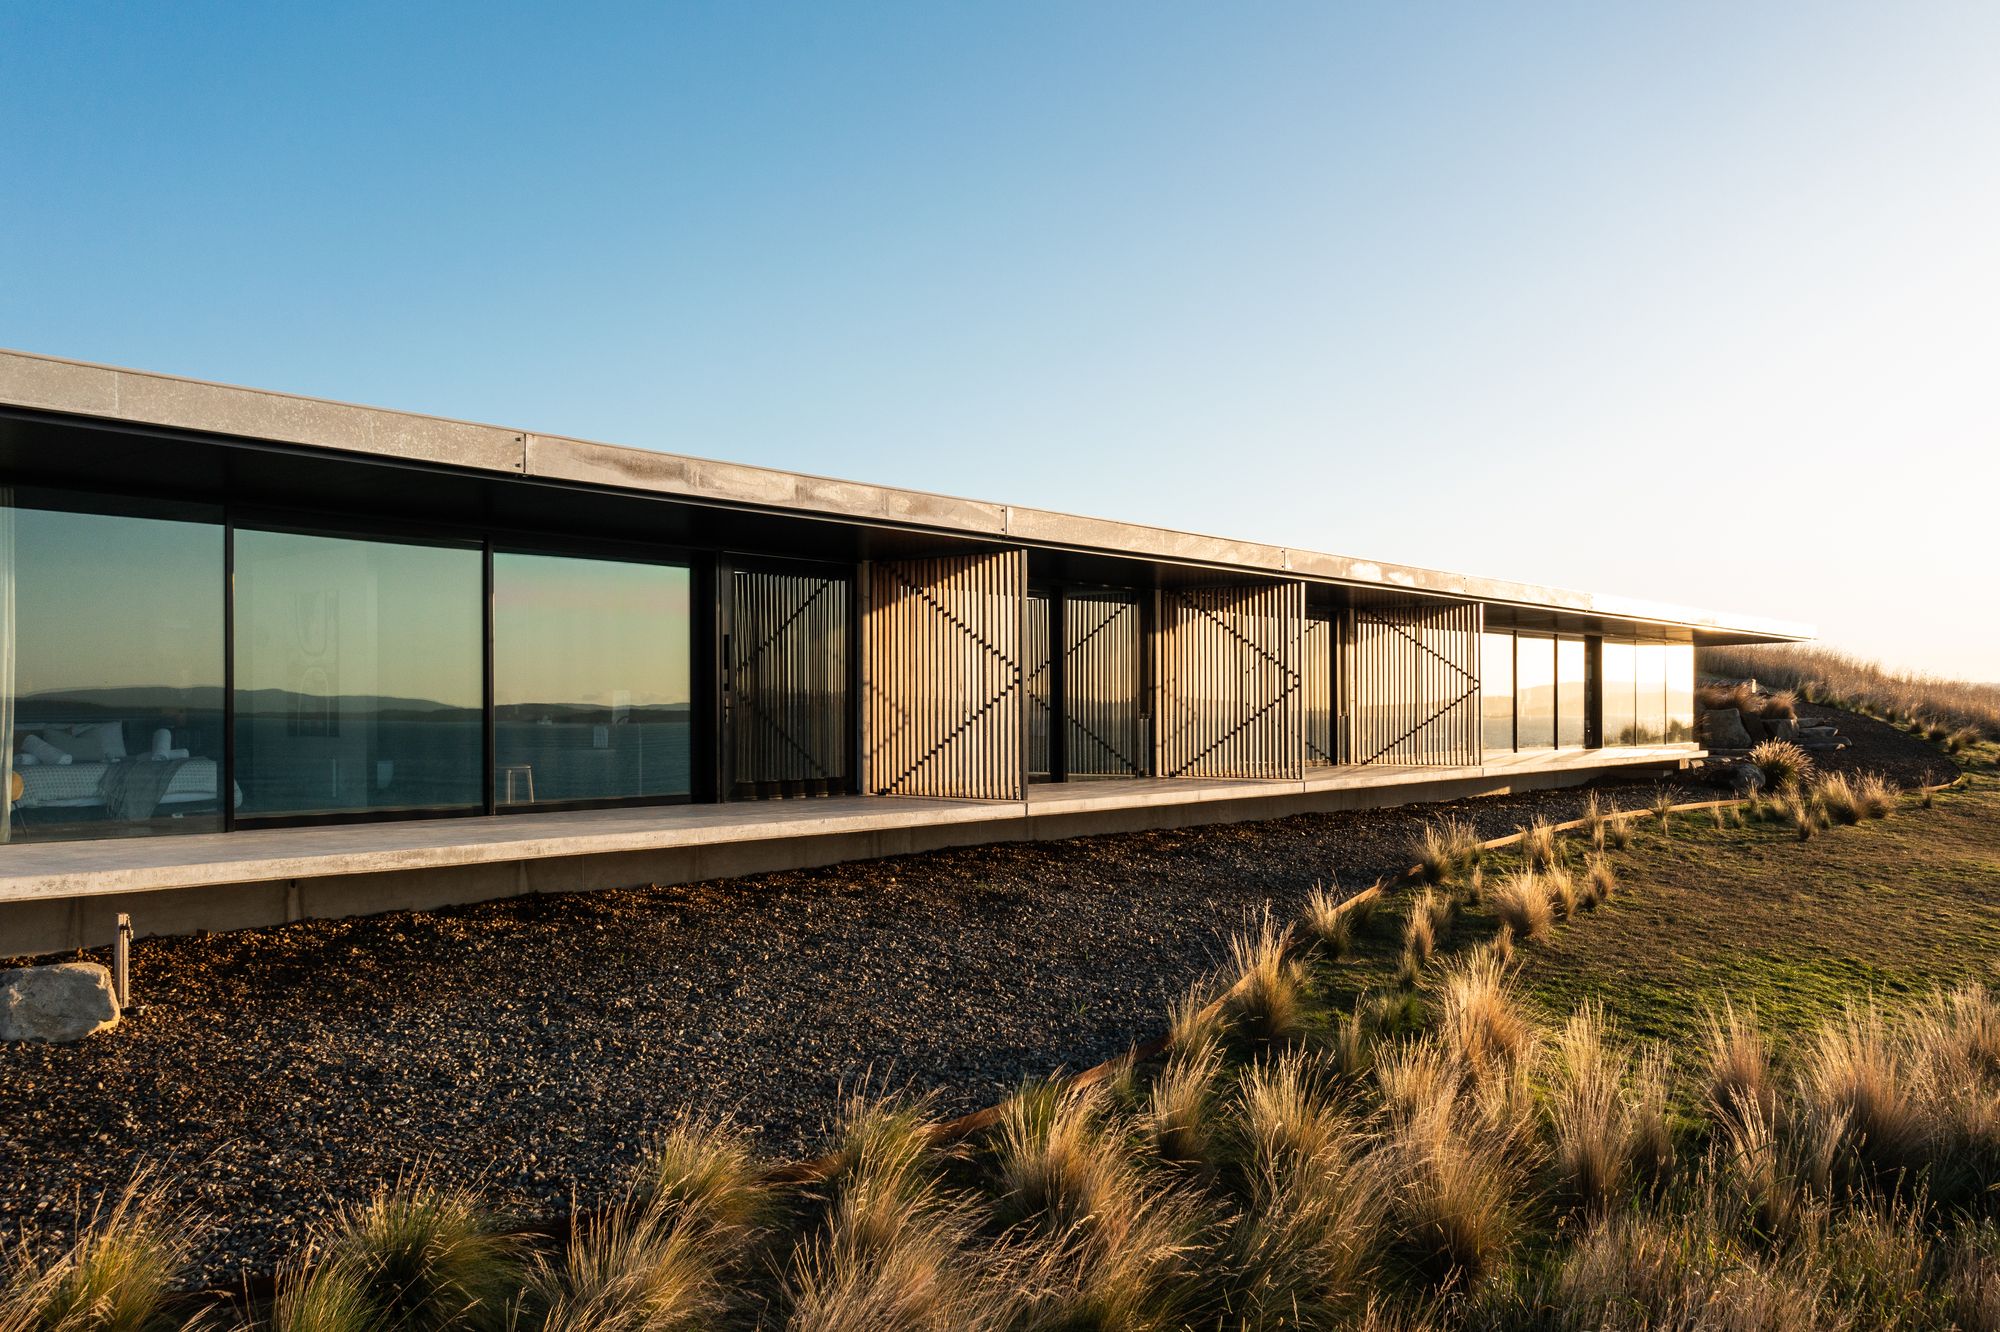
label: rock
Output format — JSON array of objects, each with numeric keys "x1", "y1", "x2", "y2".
[
  {"x1": 1762, "y1": 717, "x2": 1801, "y2": 741},
  {"x1": 1729, "y1": 763, "x2": 1767, "y2": 797},
  {"x1": 1699, "y1": 709, "x2": 1755, "y2": 749},
  {"x1": 0, "y1": 963, "x2": 121, "y2": 1043}
]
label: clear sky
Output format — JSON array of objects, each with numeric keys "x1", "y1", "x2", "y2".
[{"x1": 4, "y1": 4, "x2": 1996, "y2": 679}]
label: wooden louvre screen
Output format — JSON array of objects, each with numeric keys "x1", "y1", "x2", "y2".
[
  {"x1": 1156, "y1": 582, "x2": 1305, "y2": 780},
  {"x1": 1348, "y1": 599, "x2": 1482, "y2": 767},
  {"x1": 728, "y1": 568, "x2": 851, "y2": 797},
  {"x1": 1304, "y1": 612, "x2": 1337, "y2": 767},
  {"x1": 1064, "y1": 593, "x2": 1144, "y2": 777},
  {"x1": 861, "y1": 551, "x2": 1027, "y2": 800}
]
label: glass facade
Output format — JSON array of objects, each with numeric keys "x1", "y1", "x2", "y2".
[
  {"x1": 1480, "y1": 631, "x2": 1514, "y2": 754},
  {"x1": 1515, "y1": 634, "x2": 1557, "y2": 750},
  {"x1": 1666, "y1": 644, "x2": 1696, "y2": 742},
  {"x1": 1557, "y1": 638, "x2": 1587, "y2": 749},
  {"x1": 3, "y1": 494, "x2": 225, "y2": 842},
  {"x1": 496, "y1": 552, "x2": 693, "y2": 805},
  {"x1": 234, "y1": 530, "x2": 483, "y2": 818},
  {"x1": 1, "y1": 484, "x2": 1721, "y2": 846},
  {"x1": 1634, "y1": 643, "x2": 1668, "y2": 745},
  {"x1": 1601, "y1": 641, "x2": 1638, "y2": 746}
]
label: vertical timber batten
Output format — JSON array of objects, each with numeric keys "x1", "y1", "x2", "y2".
[
  {"x1": 1155, "y1": 581, "x2": 1305, "y2": 780},
  {"x1": 861, "y1": 550, "x2": 1026, "y2": 800},
  {"x1": 1349, "y1": 597, "x2": 1481, "y2": 767}
]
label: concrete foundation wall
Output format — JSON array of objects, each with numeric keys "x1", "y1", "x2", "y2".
[{"x1": 0, "y1": 762, "x2": 1630, "y2": 961}]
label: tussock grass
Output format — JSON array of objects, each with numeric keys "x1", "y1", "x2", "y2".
[
  {"x1": 1166, "y1": 978, "x2": 1223, "y2": 1053},
  {"x1": 1648, "y1": 789, "x2": 1676, "y2": 829},
  {"x1": 637, "y1": 1115, "x2": 769, "y2": 1236},
  {"x1": 1542, "y1": 864, "x2": 1580, "y2": 920},
  {"x1": 527, "y1": 1193, "x2": 736, "y2": 1332},
  {"x1": 1302, "y1": 882, "x2": 1352, "y2": 957},
  {"x1": 1578, "y1": 792, "x2": 1607, "y2": 846},
  {"x1": 1581, "y1": 853, "x2": 1616, "y2": 908},
  {"x1": 1798, "y1": 1002, "x2": 1930, "y2": 1178},
  {"x1": 1220, "y1": 914, "x2": 1304, "y2": 1047},
  {"x1": 1409, "y1": 815, "x2": 1482, "y2": 886},
  {"x1": 1143, "y1": 1037, "x2": 1224, "y2": 1167},
  {"x1": 1404, "y1": 891, "x2": 1442, "y2": 966},
  {"x1": 1490, "y1": 870, "x2": 1554, "y2": 942},
  {"x1": 1434, "y1": 954, "x2": 1533, "y2": 1081},
  {"x1": 1749, "y1": 738, "x2": 1815, "y2": 791},
  {"x1": 1815, "y1": 771, "x2": 1871, "y2": 826},
  {"x1": 786, "y1": 1094, "x2": 998, "y2": 1332},
  {"x1": 1519, "y1": 817, "x2": 1561, "y2": 873},
  {"x1": 1547, "y1": 1003, "x2": 1636, "y2": 1214},
  {"x1": 0, "y1": 1178, "x2": 187, "y2": 1332},
  {"x1": 1704, "y1": 1001, "x2": 1776, "y2": 1129},
  {"x1": 317, "y1": 1176, "x2": 522, "y2": 1332}
]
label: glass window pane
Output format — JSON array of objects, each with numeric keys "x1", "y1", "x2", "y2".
[
  {"x1": 1634, "y1": 644, "x2": 1668, "y2": 745},
  {"x1": 1480, "y1": 632, "x2": 1514, "y2": 754},
  {"x1": 1516, "y1": 634, "x2": 1556, "y2": 749},
  {"x1": 5, "y1": 494, "x2": 224, "y2": 842},
  {"x1": 495, "y1": 552, "x2": 692, "y2": 804},
  {"x1": 1557, "y1": 638, "x2": 1587, "y2": 748},
  {"x1": 235, "y1": 530, "x2": 482, "y2": 817},
  {"x1": 1603, "y1": 641, "x2": 1639, "y2": 746},
  {"x1": 1666, "y1": 643, "x2": 1696, "y2": 743}
]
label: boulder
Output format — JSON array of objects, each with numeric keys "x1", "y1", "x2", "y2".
[
  {"x1": 0, "y1": 963, "x2": 120, "y2": 1043},
  {"x1": 1762, "y1": 717, "x2": 1801, "y2": 742},
  {"x1": 1699, "y1": 709, "x2": 1755, "y2": 750},
  {"x1": 1729, "y1": 763, "x2": 1767, "y2": 797}
]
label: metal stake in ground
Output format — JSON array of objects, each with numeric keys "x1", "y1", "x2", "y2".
[{"x1": 113, "y1": 913, "x2": 131, "y2": 1010}]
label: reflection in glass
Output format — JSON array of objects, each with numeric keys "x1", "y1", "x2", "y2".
[
  {"x1": 1516, "y1": 635, "x2": 1556, "y2": 749},
  {"x1": 235, "y1": 530, "x2": 482, "y2": 817},
  {"x1": 1603, "y1": 641, "x2": 1639, "y2": 746},
  {"x1": 1666, "y1": 644, "x2": 1696, "y2": 742},
  {"x1": 498, "y1": 552, "x2": 692, "y2": 804},
  {"x1": 1635, "y1": 644, "x2": 1668, "y2": 745},
  {"x1": 1481, "y1": 632, "x2": 1514, "y2": 754},
  {"x1": 5, "y1": 495, "x2": 226, "y2": 841},
  {"x1": 1557, "y1": 638, "x2": 1587, "y2": 748}
]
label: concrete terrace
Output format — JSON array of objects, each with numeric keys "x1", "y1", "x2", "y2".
[{"x1": 1, "y1": 747, "x2": 1691, "y2": 953}]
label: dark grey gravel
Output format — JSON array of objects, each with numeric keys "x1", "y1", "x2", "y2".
[{"x1": 0, "y1": 715, "x2": 1943, "y2": 1285}]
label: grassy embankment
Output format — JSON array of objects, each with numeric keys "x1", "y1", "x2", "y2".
[
  {"x1": 7, "y1": 719, "x2": 2000, "y2": 1331},
  {"x1": 1704, "y1": 642, "x2": 2000, "y2": 749}
]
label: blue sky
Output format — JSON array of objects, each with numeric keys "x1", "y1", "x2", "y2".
[{"x1": 5, "y1": 3, "x2": 1996, "y2": 677}]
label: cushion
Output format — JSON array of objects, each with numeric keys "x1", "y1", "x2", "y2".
[
  {"x1": 14, "y1": 751, "x2": 37, "y2": 766},
  {"x1": 21, "y1": 733, "x2": 72, "y2": 766},
  {"x1": 152, "y1": 727, "x2": 174, "y2": 760},
  {"x1": 58, "y1": 722, "x2": 127, "y2": 763}
]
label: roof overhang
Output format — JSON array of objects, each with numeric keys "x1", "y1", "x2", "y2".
[{"x1": 0, "y1": 348, "x2": 1811, "y2": 644}]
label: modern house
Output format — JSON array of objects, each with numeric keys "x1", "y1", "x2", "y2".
[{"x1": 0, "y1": 349, "x2": 1807, "y2": 957}]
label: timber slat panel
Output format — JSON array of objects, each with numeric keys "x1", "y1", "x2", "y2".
[
  {"x1": 729, "y1": 569, "x2": 849, "y2": 796},
  {"x1": 1156, "y1": 582, "x2": 1304, "y2": 780},
  {"x1": 1348, "y1": 598, "x2": 1481, "y2": 767},
  {"x1": 862, "y1": 551, "x2": 1026, "y2": 800},
  {"x1": 1304, "y1": 611, "x2": 1336, "y2": 767}
]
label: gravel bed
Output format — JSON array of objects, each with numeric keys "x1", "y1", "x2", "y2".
[
  {"x1": 0, "y1": 711, "x2": 1943, "y2": 1284},
  {"x1": 1792, "y1": 702, "x2": 1959, "y2": 788}
]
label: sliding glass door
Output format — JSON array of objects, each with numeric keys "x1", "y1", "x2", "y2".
[
  {"x1": 3, "y1": 491, "x2": 226, "y2": 842},
  {"x1": 233, "y1": 529, "x2": 483, "y2": 819},
  {"x1": 494, "y1": 551, "x2": 694, "y2": 807}
]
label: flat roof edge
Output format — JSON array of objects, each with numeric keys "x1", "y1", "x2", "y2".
[{"x1": 0, "y1": 347, "x2": 1809, "y2": 641}]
